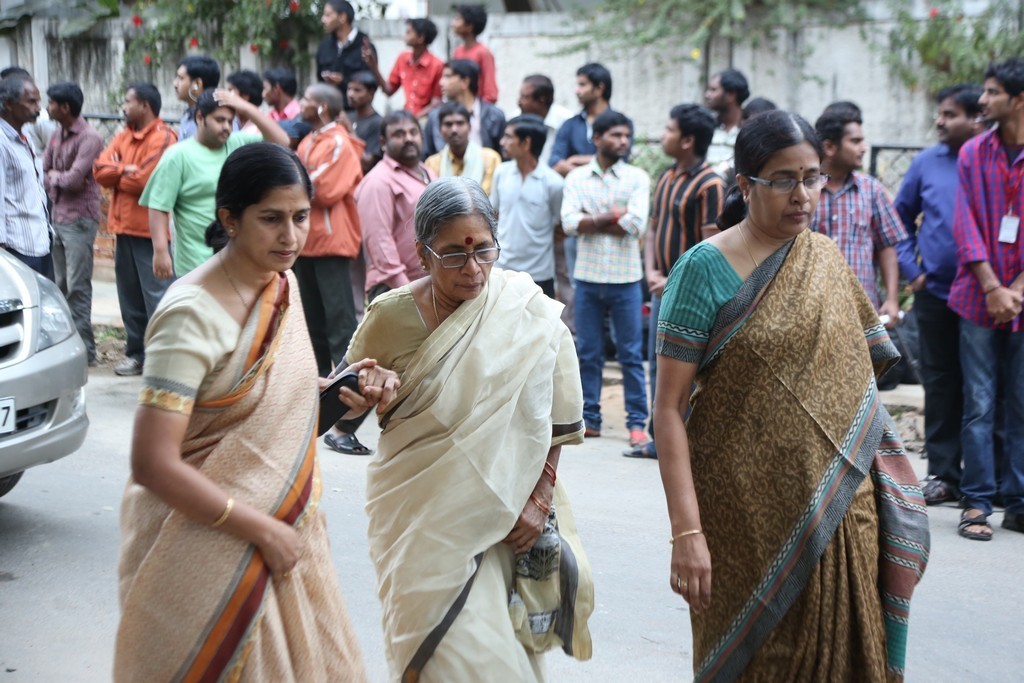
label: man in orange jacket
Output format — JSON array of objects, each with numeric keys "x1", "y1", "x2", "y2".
[
  {"x1": 295, "y1": 83, "x2": 364, "y2": 378},
  {"x1": 93, "y1": 83, "x2": 177, "y2": 376}
]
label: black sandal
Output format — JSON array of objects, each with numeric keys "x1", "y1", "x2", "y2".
[
  {"x1": 324, "y1": 432, "x2": 372, "y2": 456},
  {"x1": 958, "y1": 510, "x2": 993, "y2": 541}
]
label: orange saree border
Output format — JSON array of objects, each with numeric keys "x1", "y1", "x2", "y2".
[{"x1": 200, "y1": 274, "x2": 289, "y2": 410}]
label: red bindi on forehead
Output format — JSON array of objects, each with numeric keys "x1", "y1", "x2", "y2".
[{"x1": 465, "y1": 237, "x2": 473, "y2": 245}]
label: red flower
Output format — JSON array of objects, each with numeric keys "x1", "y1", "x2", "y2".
[
  {"x1": 289, "y1": 1, "x2": 300, "y2": 11},
  {"x1": 928, "y1": 7, "x2": 940, "y2": 19},
  {"x1": 250, "y1": 43, "x2": 260, "y2": 53},
  {"x1": 279, "y1": 39, "x2": 290, "y2": 50},
  {"x1": 188, "y1": 37, "x2": 199, "y2": 48},
  {"x1": 131, "y1": 15, "x2": 143, "y2": 28},
  {"x1": 143, "y1": 54, "x2": 152, "y2": 66}
]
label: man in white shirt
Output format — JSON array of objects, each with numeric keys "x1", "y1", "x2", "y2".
[
  {"x1": 703, "y1": 68, "x2": 749, "y2": 182},
  {"x1": 491, "y1": 114, "x2": 564, "y2": 297},
  {"x1": 0, "y1": 74, "x2": 52, "y2": 278}
]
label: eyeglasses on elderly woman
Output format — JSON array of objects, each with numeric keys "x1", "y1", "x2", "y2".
[{"x1": 421, "y1": 242, "x2": 501, "y2": 269}]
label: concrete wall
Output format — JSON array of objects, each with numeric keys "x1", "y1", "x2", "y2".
[{"x1": 9, "y1": 8, "x2": 937, "y2": 145}]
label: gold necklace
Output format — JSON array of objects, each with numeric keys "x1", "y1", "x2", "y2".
[
  {"x1": 219, "y1": 252, "x2": 252, "y2": 308},
  {"x1": 430, "y1": 281, "x2": 441, "y2": 326},
  {"x1": 738, "y1": 224, "x2": 760, "y2": 268}
]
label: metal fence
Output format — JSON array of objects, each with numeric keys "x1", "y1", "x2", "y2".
[
  {"x1": 869, "y1": 144, "x2": 925, "y2": 197},
  {"x1": 83, "y1": 113, "x2": 130, "y2": 145}
]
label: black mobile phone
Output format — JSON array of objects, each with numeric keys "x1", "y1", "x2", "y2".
[{"x1": 317, "y1": 371, "x2": 361, "y2": 436}]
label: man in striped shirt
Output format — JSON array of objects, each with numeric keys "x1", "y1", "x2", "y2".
[
  {"x1": 0, "y1": 74, "x2": 51, "y2": 278},
  {"x1": 562, "y1": 110, "x2": 651, "y2": 446},
  {"x1": 626, "y1": 104, "x2": 724, "y2": 459},
  {"x1": 948, "y1": 57, "x2": 1024, "y2": 540}
]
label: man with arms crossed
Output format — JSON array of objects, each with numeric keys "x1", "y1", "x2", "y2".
[
  {"x1": 948, "y1": 58, "x2": 1024, "y2": 540},
  {"x1": 94, "y1": 83, "x2": 177, "y2": 376},
  {"x1": 562, "y1": 110, "x2": 650, "y2": 447}
]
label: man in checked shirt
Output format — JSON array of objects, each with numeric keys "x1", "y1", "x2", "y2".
[
  {"x1": 948, "y1": 57, "x2": 1024, "y2": 541},
  {"x1": 812, "y1": 104, "x2": 907, "y2": 327}
]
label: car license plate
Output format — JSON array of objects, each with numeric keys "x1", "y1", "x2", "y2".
[{"x1": 0, "y1": 397, "x2": 14, "y2": 434}]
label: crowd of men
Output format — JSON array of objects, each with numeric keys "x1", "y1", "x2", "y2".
[{"x1": 0, "y1": 0, "x2": 1020, "y2": 538}]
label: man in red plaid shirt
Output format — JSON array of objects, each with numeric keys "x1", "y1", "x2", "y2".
[
  {"x1": 813, "y1": 104, "x2": 907, "y2": 327},
  {"x1": 949, "y1": 57, "x2": 1024, "y2": 541}
]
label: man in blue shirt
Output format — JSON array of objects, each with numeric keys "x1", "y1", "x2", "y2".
[{"x1": 895, "y1": 83, "x2": 984, "y2": 505}]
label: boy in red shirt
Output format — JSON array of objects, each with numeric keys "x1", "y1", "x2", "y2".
[
  {"x1": 362, "y1": 18, "x2": 443, "y2": 119},
  {"x1": 451, "y1": 4, "x2": 498, "y2": 104}
]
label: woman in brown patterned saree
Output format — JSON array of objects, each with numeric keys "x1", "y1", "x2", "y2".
[
  {"x1": 115, "y1": 144, "x2": 387, "y2": 682},
  {"x1": 654, "y1": 112, "x2": 930, "y2": 682}
]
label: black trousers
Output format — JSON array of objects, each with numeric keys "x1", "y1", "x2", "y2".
[
  {"x1": 293, "y1": 256, "x2": 357, "y2": 377},
  {"x1": 914, "y1": 288, "x2": 963, "y2": 487}
]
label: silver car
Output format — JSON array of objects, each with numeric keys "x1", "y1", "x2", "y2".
[{"x1": 0, "y1": 250, "x2": 88, "y2": 498}]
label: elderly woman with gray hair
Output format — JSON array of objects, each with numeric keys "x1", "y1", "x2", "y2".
[{"x1": 343, "y1": 176, "x2": 594, "y2": 681}]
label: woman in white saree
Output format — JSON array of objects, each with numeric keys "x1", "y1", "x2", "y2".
[{"x1": 343, "y1": 177, "x2": 594, "y2": 682}]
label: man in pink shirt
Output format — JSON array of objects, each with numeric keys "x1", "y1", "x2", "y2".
[
  {"x1": 356, "y1": 109, "x2": 435, "y2": 301},
  {"x1": 451, "y1": 4, "x2": 498, "y2": 104},
  {"x1": 262, "y1": 68, "x2": 301, "y2": 122}
]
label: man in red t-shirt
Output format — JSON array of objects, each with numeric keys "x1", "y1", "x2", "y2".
[
  {"x1": 451, "y1": 4, "x2": 498, "y2": 104},
  {"x1": 362, "y1": 18, "x2": 443, "y2": 119}
]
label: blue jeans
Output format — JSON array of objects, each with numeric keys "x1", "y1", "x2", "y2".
[
  {"x1": 959, "y1": 318, "x2": 1024, "y2": 515},
  {"x1": 574, "y1": 279, "x2": 648, "y2": 431}
]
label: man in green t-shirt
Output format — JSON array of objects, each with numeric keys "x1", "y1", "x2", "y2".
[{"x1": 141, "y1": 89, "x2": 289, "y2": 278}]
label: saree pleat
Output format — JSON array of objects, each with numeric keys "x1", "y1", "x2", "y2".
[
  {"x1": 674, "y1": 232, "x2": 927, "y2": 683},
  {"x1": 362, "y1": 270, "x2": 591, "y2": 681},
  {"x1": 115, "y1": 273, "x2": 366, "y2": 683}
]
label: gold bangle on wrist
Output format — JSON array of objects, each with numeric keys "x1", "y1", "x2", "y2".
[
  {"x1": 669, "y1": 529, "x2": 702, "y2": 545},
  {"x1": 211, "y1": 497, "x2": 234, "y2": 528}
]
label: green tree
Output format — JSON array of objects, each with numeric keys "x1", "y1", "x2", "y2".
[
  {"x1": 561, "y1": 0, "x2": 866, "y2": 60},
  {"x1": 123, "y1": 0, "x2": 324, "y2": 75},
  {"x1": 883, "y1": 0, "x2": 1024, "y2": 92}
]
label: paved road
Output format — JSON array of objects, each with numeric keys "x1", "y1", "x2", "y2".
[{"x1": 1, "y1": 371, "x2": 1021, "y2": 682}]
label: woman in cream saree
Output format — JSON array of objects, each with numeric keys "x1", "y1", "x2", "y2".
[
  {"x1": 115, "y1": 145, "x2": 368, "y2": 682},
  {"x1": 344, "y1": 177, "x2": 594, "y2": 682},
  {"x1": 655, "y1": 112, "x2": 929, "y2": 683}
]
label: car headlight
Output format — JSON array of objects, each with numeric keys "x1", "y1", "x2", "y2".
[{"x1": 35, "y1": 274, "x2": 76, "y2": 351}]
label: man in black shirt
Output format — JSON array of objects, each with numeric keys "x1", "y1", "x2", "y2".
[
  {"x1": 347, "y1": 70, "x2": 383, "y2": 174},
  {"x1": 316, "y1": 0, "x2": 375, "y2": 111}
]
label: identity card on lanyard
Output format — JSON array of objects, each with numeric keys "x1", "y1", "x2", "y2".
[{"x1": 1001, "y1": 164, "x2": 1024, "y2": 244}]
